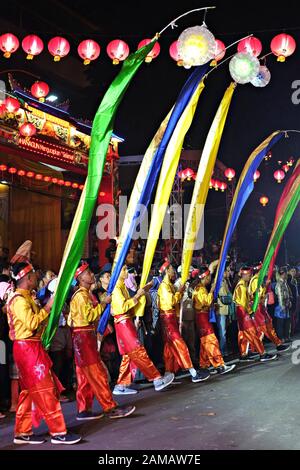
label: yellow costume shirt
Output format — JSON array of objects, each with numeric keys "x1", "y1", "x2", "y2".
[
  {"x1": 157, "y1": 274, "x2": 182, "y2": 316},
  {"x1": 193, "y1": 285, "x2": 213, "y2": 311},
  {"x1": 111, "y1": 279, "x2": 138, "y2": 322},
  {"x1": 68, "y1": 286, "x2": 104, "y2": 328},
  {"x1": 233, "y1": 279, "x2": 251, "y2": 312}
]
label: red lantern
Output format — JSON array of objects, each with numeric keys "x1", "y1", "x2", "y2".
[
  {"x1": 22, "y1": 35, "x2": 44, "y2": 60},
  {"x1": 52, "y1": 177, "x2": 58, "y2": 184},
  {"x1": 210, "y1": 39, "x2": 226, "y2": 66},
  {"x1": 274, "y1": 169, "x2": 285, "y2": 183},
  {"x1": 182, "y1": 168, "x2": 195, "y2": 181},
  {"x1": 0, "y1": 33, "x2": 19, "y2": 58},
  {"x1": 35, "y1": 174, "x2": 43, "y2": 180},
  {"x1": 19, "y1": 123, "x2": 36, "y2": 138},
  {"x1": 169, "y1": 41, "x2": 183, "y2": 66},
  {"x1": 224, "y1": 168, "x2": 235, "y2": 181},
  {"x1": 4, "y1": 97, "x2": 20, "y2": 114},
  {"x1": 282, "y1": 164, "x2": 289, "y2": 173},
  {"x1": 237, "y1": 36, "x2": 262, "y2": 57},
  {"x1": 48, "y1": 36, "x2": 70, "y2": 62},
  {"x1": 17, "y1": 170, "x2": 26, "y2": 176},
  {"x1": 137, "y1": 39, "x2": 160, "y2": 63},
  {"x1": 26, "y1": 171, "x2": 35, "y2": 178},
  {"x1": 30, "y1": 81, "x2": 49, "y2": 102},
  {"x1": 78, "y1": 39, "x2": 100, "y2": 65},
  {"x1": 79, "y1": 184, "x2": 84, "y2": 190},
  {"x1": 219, "y1": 181, "x2": 227, "y2": 192},
  {"x1": 107, "y1": 39, "x2": 129, "y2": 64},
  {"x1": 260, "y1": 196, "x2": 269, "y2": 206},
  {"x1": 209, "y1": 178, "x2": 215, "y2": 189},
  {"x1": 8, "y1": 167, "x2": 17, "y2": 174},
  {"x1": 271, "y1": 33, "x2": 296, "y2": 62},
  {"x1": 253, "y1": 170, "x2": 260, "y2": 182},
  {"x1": 214, "y1": 180, "x2": 220, "y2": 191},
  {"x1": 72, "y1": 182, "x2": 79, "y2": 189},
  {"x1": 57, "y1": 179, "x2": 65, "y2": 186},
  {"x1": 64, "y1": 181, "x2": 71, "y2": 187},
  {"x1": 0, "y1": 165, "x2": 7, "y2": 171},
  {"x1": 43, "y1": 176, "x2": 51, "y2": 182}
]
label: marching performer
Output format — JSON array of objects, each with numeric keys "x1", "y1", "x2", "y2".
[
  {"x1": 112, "y1": 265, "x2": 175, "y2": 394},
  {"x1": 249, "y1": 262, "x2": 290, "y2": 352},
  {"x1": 7, "y1": 262, "x2": 81, "y2": 445},
  {"x1": 193, "y1": 266, "x2": 236, "y2": 374},
  {"x1": 157, "y1": 261, "x2": 210, "y2": 382},
  {"x1": 69, "y1": 262, "x2": 135, "y2": 419},
  {"x1": 233, "y1": 266, "x2": 277, "y2": 362}
]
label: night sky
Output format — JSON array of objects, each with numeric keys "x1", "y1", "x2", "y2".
[{"x1": 1, "y1": 0, "x2": 300, "y2": 262}]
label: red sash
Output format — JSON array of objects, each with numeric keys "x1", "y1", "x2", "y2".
[
  {"x1": 195, "y1": 310, "x2": 215, "y2": 337},
  {"x1": 114, "y1": 318, "x2": 141, "y2": 355},
  {"x1": 13, "y1": 339, "x2": 53, "y2": 389},
  {"x1": 236, "y1": 306, "x2": 256, "y2": 331},
  {"x1": 72, "y1": 327, "x2": 100, "y2": 367}
]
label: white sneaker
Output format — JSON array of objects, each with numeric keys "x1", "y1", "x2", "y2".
[
  {"x1": 153, "y1": 372, "x2": 175, "y2": 391},
  {"x1": 217, "y1": 364, "x2": 236, "y2": 375},
  {"x1": 113, "y1": 385, "x2": 138, "y2": 395}
]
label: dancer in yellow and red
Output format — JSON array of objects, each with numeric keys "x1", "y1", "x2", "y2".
[
  {"x1": 112, "y1": 265, "x2": 175, "y2": 394},
  {"x1": 233, "y1": 266, "x2": 277, "y2": 362},
  {"x1": 157, "y1": 261, "x2": 210, "y2": 382},
  {"x1": 7, "y1": 262, "x2": 81, "y2": 445},
  {"x1": 248, "y1": 262, "x2": 290, "y2": 353},
  {"x1": 69, "y1": 262, "x2": 135, "y2": 419},
  {"x1": 193, "y1": 266, "x2": 236, "y2": 375}
]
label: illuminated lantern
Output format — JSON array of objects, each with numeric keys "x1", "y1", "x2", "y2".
[
  {"x1": 48, "y1": 36, "x2": 70, "y2": 62},
  {"x1": 237, "y1": 37, "x2": 262, "y2": 57},
  {"x1": 78, "y1": 39, "x2": 100, "y2": 65},
  {"x1": 0, "y1": 165, "x2": 7, "y2": 171},
  {"x1": 287, "y1": 158, "x2": 294, "y2": 166},
  {"x1": 8, "y1": 167, "x2": 17, "y2": 174},
  {"x1": 282, "y1": 164, "x2": 289, "y2": 172},
  {"x1": 107, "y1": 39, "x2": 129, "y2": 64},
  {"x1": 253, "y1": 170, "x2": 260, "y2": 182},
  {"x1": 214, "y1": 180, "x2": 220, "y2": 191},
  {"x1": 0, "y1": 33, "x2": 19, "y2": 58},
  {"x1": 260, "y1": 196, "x2": 269, "y2": 207},
  {"x1": 209, "y1": 178, "x2": 214, "y2": 188},
  {"x1": 229, "y1": 52, "x2": 260, "y2": 84},
  {"x1": 22, "y1": 35, "x2": 44, "y2": 59},
  {"x1": 219, "y1": 181, "x2": 227, "y2": 192},
  {"x1": 52, "y1": 177, "x2": 58, "y2": 184},
  {"x1": 17, "y1": 170, "x2": 26, "y2": 176},
  {"x1": 224, "y1": 168, "x2": 235, "y2": 181},
  {"x1": 31, "y1": 81, "x2": 49, "y2": 102},
  {"x1": 26, "y1": 171, "x2": 35, "y2": 178},
  {"x1": 137, "y1": 39, "x2": 160, "y2": 63},
  {"x1": 264, "y1": 150, "x2": 272, "y2": 161},
  {"x1": 64, "y1": 181, "x2": 71, "y2": 187},
  {"x1": 271, "y1": 33, "x2": 296, "y2": 62},
  {"x1": 182, "y1": 167, "x2": 195, "y2": 181},
  {"x1": 99, "y1": 191, "x2": 106, "y2": 196},
  {"x1": 19, "y1": 123, "x2": 36, "y2": 138},
  {"x1": 169, "y1": 41, "x2": 183, "y2": 66},
  {"x1": 35, "y1": 174, "x2": 43, "y2": 180},
  {"x1": 43, "y1": 176, "x2": 51, "y2": 182},
  {"x1": 58, "y1": 179, "x2": 65, "y2": 186},
  {"x1": 4, "y1": 97, "x2": 20, "y2": 113},
  {"x1": 210, "y1": 39, "x2": 226, "y2": 66},
  {"x1": 274, "y1": 169, "x2": 285, "y2": 183},
  {"x1": 178, "y1": 25, "x2": 216, "y2": 67},
  {"x1": 251, "y1": 65, "x2": 271, "y2": 87},
  {"x1": 72, "y1": 182, "x2": 79, "y2": 188},
  {"x1": 79, "y1": 184, "x2": 84, "y2": 190},
  {"x1": 0, "y1": 104, "x2": 6, "y2": 116}
]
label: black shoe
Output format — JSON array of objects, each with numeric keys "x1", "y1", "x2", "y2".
[
  {"x1": 216, "y1": 364, "x2": 236, "y2": 375},
  {"x1": 51, "y1": 432, "x2": 81, "y2": 445},
  {"x1": 239, "y1": 355, "x2": 255, "y2": 362},
  {"x1": 259, "y1": 353, "x2": 278, "y2": 362},
  {"x1": 76, "y1": 411, "x2": 104, "y2": 421},
  {"x1": 14, "y1": 434, "x2": 46, "y2": 445},
  {"x1": 276, "y1": 343, "x2": 291, "y2": 352},
  {"x1": 248, "y1": 351, "x2": 260, "y2": 359},
  {"x1": 106, "y1": 405, "x2": 136, "y2": 419},
  {"x1": 192, "y1": 369, "x2": 210, "y2": 383}
]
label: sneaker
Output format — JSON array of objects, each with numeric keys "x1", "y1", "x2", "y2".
[
  {"x1": 51, "y1": 432, "x2": 81, "y2": 445},
  {"x1": 217, "y1": 364, "x2": 236, "y2": 375},
  {"x1": 14, "y1": 434, "x2": 46, "y2": 445},
  {"x1": 113, "y1": 384, "x2": 138, "y2": 395},
  {"x1": 276, "y1": 343, "x2": 291, "y2": 352},
  {"x1": 76, "y1": 411, "x2": 104, "y2": 420},
  {"x1": 192, "y1": 369, "x2": 210, "y2": 383},
  {"x1": 259, "y1": 353, "x2": 278, "y2": 362},
  {"x1": 153, "y1": 372, "x2": 175, "y2": 391},
  {"x1": 248, "y1": 351, "x2": 260, "y2": 359},
  {"x1": 106, "y1": 405, "x2": 136, "y2": 419},
  {"x1": 239, "y1": 355, "x2": 255, "y2": 362},
  {"x1": 207, "y1": 367, "x2": 218, "y2": 375}
]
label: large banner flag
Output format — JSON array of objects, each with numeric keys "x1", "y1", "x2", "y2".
[
  {"x1": 266, "y1": 159, "x2": 300, "y2": 281},
  {"x1": 253, "y1": 175, "x2": 300, "y2": 312},
  {"x1": 181, "y1": 82, "x2": 236, "y2": 287},
  {"x1": 213, "y1": 131, "x2": 284, "y2": 305},
  {"x1": 98, "y1": 64, "x2": 208, "y2": 334},
  {"x1": 42, "y1": 38, "x2": 158, "y2": 349}
]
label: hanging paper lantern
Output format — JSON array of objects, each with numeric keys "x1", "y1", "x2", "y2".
[
  {"x1": 19, "y1": 123, "x2": 36, "y2": 138},
  {"x1": 253, "y1": 170, "x2": 260, "y2": 182},
  {"x1": 72, "y1": 182, "x2": 79, "y2": 189},
  {"x1": 78, "y1": 39, "x2": 100, "y2": 65},
  {"x1": 107, "y1": 39, "x2": 129, "y2": 64},
  {"x1": 229, "y1": 52, "x2": 260, "y2": 84},
  {"x1": 43, "y1": 176, "x2": 51, "y2": 182},
  {"x1": 0, "y1": 165, "x2": 7, "y2": 171},
  {"x1": 271, "y1": 33, "x2": 296, "y2": 62},
  {"x1": 214, "y1": 180, "x2": 220, "y2": 191},
  {"x1": 35, "y1": 174, "x2": 43, "y2": 180},
  {"x1": 17, "y1": 170, "x2": 25, "y2": 176},
  {"x1": 250, "y1": 65, "x2": 271, "y2": 87},
  {"x1": 26, "y1": 171, "x2": 35, "y2": 178},
  {"x1": 169, "y1": 41, "x2": 183, "y2": 66},
  {"x1": 210, "y1": 39, "x2": 226, "y2": 66},
  {"x1": 64, "y1": 181, "x2": 71, "y2": 187},
  {"x1": 79, "y1": 184, "x2": 84, "y2": 190},
  {"x1": 57, "y1": 179, "x2": 65, "y2": 186},
  {"x1": 8, "y1": 167, "x2": 17, "y2": 174},
  {"x1": 22, "y1": 35, "x2": 44, "y2": 60},
  {"x1": 178, "y1": 25, "x2": 216, "y2": 67},
  {"x1": 209, "y1": 178, "x2": 215, "y2": 189},
  {"x1": 4, "y1": 97, "x2": 20, "y2": 113},
  {"x1": 182, "y1": 167, "x2": 195, "y2": 181},
  {"x1": 137, "y1": 39, "x2": 160, "y2": 63},
  {"x1": 282, "y1": 164, "x2": 289, "y2": 173},
  {"x1": 30, "y1": 81, "x2": 49, "y2": 102},
  {"x1": 224, "y1": 168, "x2": 236, "y2": 181},
  {"x1": 274, "y1": 169, "x2": 285, "y2": 183},
  {"x1": 0, "y1": 33, "x2": 19, "y2": 58},
  {"x1": 260, "y1": 196, "x2": 269, "y2": 206},
  {"x1": 48, "y1": 36, "x2": 70, "y2": 62},
  {"x1": 52, "y1": 177, "x2": 58, "y2": 184},
  {"x1": 237, "y1": 37, "x2": 262, "y2": 57}
]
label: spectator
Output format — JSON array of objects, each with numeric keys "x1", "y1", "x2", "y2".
[{"x1": 275, "y1": 268, "x2": 293, "y2": 342}]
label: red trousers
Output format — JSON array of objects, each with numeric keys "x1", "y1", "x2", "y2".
[
  {"x1": 160, "y1": 312, "x2": 193, "y2": 373},
  {"x1": 257, "y1": 323, "x2": 282, "y2": 346},
  {"x1": 236, "y1": 307, "x2": 265, "y2": 356},
  {"x1": 195, "y1": 311, "x2": 224, "y2": 368}
]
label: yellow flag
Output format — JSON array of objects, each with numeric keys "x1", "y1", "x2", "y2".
[{"x1": 181, "y1": 82, "x2": 236, "y2": 285}]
